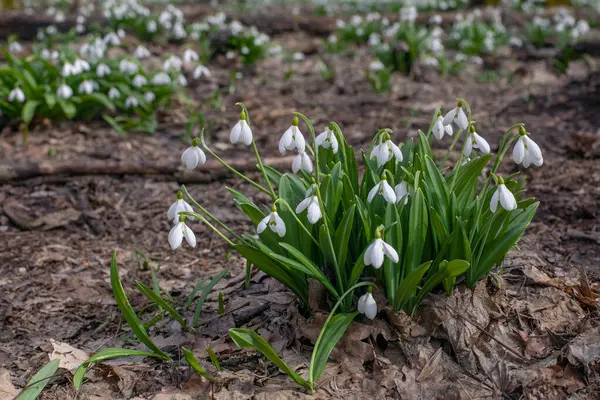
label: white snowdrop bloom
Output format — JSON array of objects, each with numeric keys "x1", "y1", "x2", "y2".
[
  {"x1": 8, "y1": 88, "x2": 25, "y2": 103},
  {"x1": 132, "y1": 74, "x2": 148, "y2": 88},
  {"x1": 367, "y1": 179, "x2": 396, "y2": 204},
  {"x1": 292, "y1": 151, "x2": 313, "y2": 174},
  {"x1": 279, "y1": 119, "x2": 306, "y2": 153},
  {"x1": 295, "y1": 195, "x2": 321, "y2": 224},
  {"x1": 430, "y1": 14, "x2": 443, "y2": 24},
  {"x1": 257, "y1": 209, "x2": 286, "y2": 237},
  {"x1": 510, "y1": 36, "x2": 523, "y2": 48},
  {"x1": 173, "y1": 23, "x2": 187, "y2": 40},
  {"x1": 364, "y1": 237, "x2": 399, "y2": 269},
  {"x1": 96, "y1": 63, "x2": 111, "y2": 77},
  {"x1": 117, "y1": 29, "x2": 126, "y2": 39},
  {"x1": 240, "y1": 46, "x2": 250, "y2": 55},
  {"x1": 76, "y1": 15, "x2": 85, "y2": 24},
  {"x1": 147, "y1": 20, "x2": 158, "y2": 33},
  {"x1": 229, "y1": 20, "x2": 244, "y2": 35},
  {"x1": 575, "y1": 20, "x2": 590, "y2": 37},
  {"x1": 76, "y1": 24, "x2": 85, "y2": 33},
  {"x1": 74, "y1": 58, "x2": 90, "y2": 74},
  {"x1": 144, "y1": 91, "x2": 155, "y2": 103},
  {"x1": 108, "y1": 87, "x2": 121, "y2": 100},
  {"x1": 432, "y1": 116, "x2": 453, "y2": 140},
  {"x1": 328, "y1": 34, "x2": 338, "y2": 44},
  {"x1": 370, "y1": 139, "x2": 403, "y2": 167},
  {"x1": 193, "y1": 65, "x2": 211, "y2": 79},
  {"x1": 55, "y1": 11, "x2": 65, "y2": 22},
  {"x1": 9, "y1": 41, "x2": 23, "y2": 53},
  {"x1": 226, "y1": 51, "x2": 236, "y2": 60},
  {"x1": 369, "y1": 60, "x2": 385, "y2": 72},
  {"x1": 103, "y1": 32, "x2": 121, "y2": 46},
  {"x1": 513, "y1": 134, "x2": 543, "y2": 168},
  {"x1": 400, "y1": 6, "x2": 417, "y2": 24},
  {"x1": 167, "y1": 193, "x2": 194, "y2": 224},
  {"x1": 56, "y1": 84, "x2": 73, "y2": 99},
  {"x1": 168, "y1": 218, "x2": 196, "y2": 250},
  {"x1": 181, "y1": 140, "x2": 206, "y2": 169},
  {"x1": 176, "y1": 75, "x2": 187, "y2": 87},
  {"x1": 46, "y1": 25, "x2": 58, "y2": 35},
  {"x1": 78, "y1": 80, "x2": 97, "y2": 95},
  {"x1": 152, "y1": 72, "x2": 171, "y2": 85},
  {"x1": 490, "y1": 183, "x2": 517, "y2": 212},
  {"x1": 394, "y1": 181, "x2": 412, "y2": 205},
  {"x1": 125, "y1": 96, "x2": 139, "y2": 109},
  {"x1": 40, "y1": 49, "x2": 51, "y2": 59},
  {"x1": 336, "y1": 19, "x2": 346, "y2": 28},
  {"x1": 183, "y1": 49, "x2": 199, "y2": 63},
  {"x1": 443, "y1": 104, "x2": 469, "y2": 130},
  {"x1": 163, "y1": 55, "x2": 183, "y2": 71},
  {"x1": 463, "y1": 130, "x2": 491, "y2": 157},
  {"x1": 368, "y1": 33, "x2": 381, "y2": 47},
  {"x1": 292, "y1": 52, "x2": 305, "y2": 61},
  {"x1": 357, "y1": 293, "x2": 377, "y2": 320},
  {"x1": 230, "y1": 117, "x2": 253, "y2": 146},
  {"x1": 119, "y1": 59, "x2": 138, "y2": 74},
  {"x1": 134, "y1": 45, "x2": 151, "y2": 59},
  {"x1": 315, "y1": 127, "x2": 339, "y2": 153}
]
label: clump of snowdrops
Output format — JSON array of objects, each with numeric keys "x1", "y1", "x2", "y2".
[
  {"x1": 447, "y1": 10, "x2": 509, "y2": 56},
  {"x1": 169, "y1": 98, "x2": 541, "y2": 322}
]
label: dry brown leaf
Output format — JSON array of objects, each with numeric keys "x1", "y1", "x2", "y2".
[
  {"x1": 48, "y1": 339, "x2": 89, "y2": 372},
  {"x1": 0, "y1": 368, "x2": 18, "y2": 399}
]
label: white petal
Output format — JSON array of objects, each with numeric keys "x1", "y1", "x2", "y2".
[
  {"x1": 456, "y1": 108, "x2": 468, "y2": 129},
  {"x1": 364, "y1": 242, "x2": 375, "y2": 266},
  {"x1": 444, "y1": 124, "x2": 453, "y2": 136},
  {"x1": 367, "y1": 182, "x2": 380, "y2": 203},
  {"x1": 370, "y1": 239, "x2": 385, "y2": 269},
  {"x1": 307, "y1": 200, "x2": 322, "y2": 224},
  {"x1": 513, "y1": 138, "x2": 525, "y2": 164},
  {"x1": 195, "y1": 147, "x2": 206, "y2": 165},
  {"x1": 183, "y1": 201, "x2": 195, "y2": 221},
  {"x1": 473, "y1": 133, "x2": 490, "y2": 154},
  {"x1": 292, "y1": 153, "x2": 302, "y2": 173},
  {"x1": 181, "y1": 147, "x2": 199, "y2": 169},
  {"x1": 295, "y1": 197, "x2": 312, "y2": 213},
  {"x1": 433, "y1": 118, "x2": 445, "y2": 140},
  {"x1": 301, "y1": 153, "x2": 313, "y2": 173},
  {"x1": 241, "y1": 121, "x2": 253, "y2": 146},
  {"x1": 363, "y1": 294, "x2": 377, "y2": 320},
  {"x1": 532, "y1": 155, "x2": 543, "y2": 167},
  {"x1": 183, "y1": 224, "x2": 197, "y2": 247},
  {"x1": 330, "y1": 135, "x2": 339, "y2": 154},
  {"x1": 499, "y1": 185, "x2": 517, "y2": 211},
  {"x1": 315, "y1": 131, "x2": 327, "y2": 146},
  {"x1": 357, "y1": 294, "x2": 366, "y2": 314},
  {"x1": 295, "y1": 129, "x2": 306, "y2": 153},
  {"x1": 490, "y1": 188, "x2": 500, "y2": 213},
  {"x1": 168, "y1": 223, "x2": 184, "y2": 249},
  {"x1": 273, "y1": 213, "x2": 286, "y2": 237},
  {"x1": 167, "y1": 201, "x2": 178, "y2": 221},
  {"x1": 525, "y1": 136, "x2": 542, "y2": 161},
  {"x1": 257, "y1": 215, "x2": 270, "y2": 234},
  {"x1": 376, "y1": 145, "x2": 389, "y2": 167},
  {"x1": 279, "y1": 127, "x2": 293, "y2": 153},
  {"x1": 230, "y1": 121, "x2": 242, "y2": 144},
  {"x1": 395, "y1": 182, "x2": 408, "y2": 204},
  {"x1": 522, "y1": 152, "x2": 532, "y2": 168},
  {"x1": 463, "y1": 138, "x2": 473, "y2": 157},
  {"x1": 389, "y1": 141, "x2": 403, "y2": 162},
  {"x1": 382, "y1": 181, "x2": 397, "y2": 204},
  {"x1": 442, "y1": 108, "x2": 457, "y2": 126},
  {"x1": 382, "y1": 241, "x2": 399, "y2": 263}
]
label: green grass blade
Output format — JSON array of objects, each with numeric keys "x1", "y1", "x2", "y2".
[
  {"x1": 17, "y1": 358, "x2": 60, "y2": 400},
  {"x1": 182, "y1": 347, "x2": 216, "y2": 382},
  {"x1": 191, "y1": 267, "x2": 230, "y2": 328},
  {"x1": 136, "y1": 281, "x2": 188, "y2": 330}
]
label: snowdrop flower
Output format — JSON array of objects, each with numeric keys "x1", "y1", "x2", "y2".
[
  {"x1": 163, "y1": 55, "x2": 182, "y2": 71},
  {"x1": 230, "y1": 111, "x2": 253, "y2": 146},
  {"x1": 367, "y1": 177, "x2": 396, "y2": 204},
  {"x1": 167, "y1": 191, "x2": 194, "y2": 224},
  {"x1": 370, "y1": 137, "x2": 402, "y2": 167},
  {"x1": 357, "y1": 292, "x2": 377, "y2": 320},
  {"x1": 432, "y1": 116, "x2": 453, "y2": 140},
  {"x1": 443, "y1": 102, "x2": 469, "y2": 130},
  {"x1": 292, "y1": 151, "x2": 313, "y2": 174},
  {"x1": 394, "y1": 181, "x2": 412, "y2": 205},
  {"x1": 147, "y1": 20, "x2": 158, "y2": 33},
  {"x1": 134, "y1": 45, "x2": 151, "y2": 59},
  {"x1": 117, "y1": 29, "x2": 126, "y2": 39},
  {"x1": 176, "y1": 75, "x2": 187, "y2": 87},
  {"x1": 56, "y1": 84, "x2": 73, "y2": 99},
  {"x1": 152, "y1": 72, "x2": 171, "y2": 85},
  {"x1": 168, "y1": 216, "x2": 196, "y2": 250},
  {"x1": 76, "y1": 24, "x2": 85, "y2": 33},
  {"x1": 104, "y1": 32, "x2": 121, "y2": 46},
  {"x1": 125, "y1": 96, "x2": 139, "y2": 108},
  {"x1": 9, "y1": 41, "x2": 23, "y2": 53},
  {"x1": 295, "y1": 195, "x2": 321, "y2": 224},
  {"x1": 144, "y1": 91, "x2": 155, "y2": 103},
  {"x1": 364, "y1": 233, "x2": 399, "y2": 269},
  {"x1": 8, "y1": 88, "x2": 25, "y2": 103},
  {"x1": 292, "y1": 52, "x2": 305, "y2": 61},
  {"x1": 74, "y1": 58, "x2": 90, "y2": 73},
  {"x1": 315, "y1": 125, "x2": 338, "y2": 153},
  {"x1": 193, "y1": 65, "x2": 211, "y2": 79},
  {"x1": 257, "y1": 206, "x2": 286, "y2": 237},
  {"x1": 463, "y1": 127, "x2": 491, "y2": 157},
  {"x1": 96, "y1": 63, "x2": 111, "y2": 77},
  {"x1": 172, "y1": 23, "x2": 186, "y2": 40},
  {"x1": 183, "y1": 49, "x2": 199, "y2": 63},
  {"x1": 78, "y1": 80, "x2": 98, "y2": 95},
  {"x1": 490, "y1": 179, "x2": 517, "y2": 212},
  {"x1": 369, "y1": 60, "x2": 385, "y2": 72},
  {"x1": 108, "y1": 87, "x2": 121, "y2": 100},
  {"x1": 132, "y1": 74, "x2": 148, "y2": 88},
  {"x1": 181, "y1": 138, "x2": 206, "y2": 169},
  {"x1": 513, "y1": 130, "x2": 543, "y2": 168},
  {"x1": 119, "y1": 59, "x2": 138, "y2": 74},
  {"x1": 279, "y1": 116, "x2": 306, "y2": 153}
]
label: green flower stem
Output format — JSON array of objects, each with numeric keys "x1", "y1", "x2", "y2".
[
  {"x1": 181, "y1": 211, "x2": 235, "y2": 247},
  {"x1": 181, "y1": 185, "x2": 243, "y2": 243},
  {"x1": 236, "y1": 102, "x2": 278, "y2": 202},
  {"x1": 275, "y1": 199, "x2": 320, "y2": 247},
  {"x1": 199, "y1": 129, "x2": 270, "y2": 196}
]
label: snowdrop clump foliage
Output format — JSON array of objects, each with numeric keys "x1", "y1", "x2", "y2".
[{"x1": 172, "y1": 99, "x2": 540, "y2": 317}]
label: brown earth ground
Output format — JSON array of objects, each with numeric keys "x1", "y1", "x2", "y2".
[{"x1": 1, "y1": 9, "x2": 600, "y2": 400}]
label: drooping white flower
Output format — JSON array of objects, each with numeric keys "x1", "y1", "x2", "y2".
[
  {"x1": 8, "y1": 88, "x2": 25, "y2": 103},
  {"x1": 367, "y1": 178, "x2": 396, "y2": 204},
  {"x1": 181, "y1": 139, "x2": 206, "y2": 169},
  {"x1": 490, "y1": 183, "x2": 517, "y2": 212},
  {"x1": 279, "y1": 118, "x2": 305, "y2": 153},
  {"x1": 513, "y1": 134, "x2": 543, "y2": 168},
  {"x1": 73, "y1": 58, "x2": 90, "y2": 73},
  {"x1": 192, "y1": 65, "x2": 211, "y2": 79},
  {"x1": 9, "y1": 41, "x2": 23, "y2": 53},
  {"x1": 163, "y1": 55, "x2": 183, "y2": 71},
  {"x1": 396, "y1": 181, "x2": 413, "y2": 204},
  {"x1": 151, "y1": 72, "x2": 171, "y2": 85},
  {"x1": 370, "y1": 139, "x2": 403, "y2": 167},
  {"x1": 315, "y1": 127, "x2": 339, "y2": 154},
  {"x1": 132, "y1": 74, "x2": 148, "y2": 88},
  {"x1": 292, "y1": 151, "x2": 313, "y2": 174},
  {"x1": 56, "y1": 84, "x2": 73, "y2": 99},
  {"x1": 147, "y1": 20, "x2": 158, "y2": 33},
  {"x1": 257, "y1": 209, "x2": 286, "y2": 237},
  {"x1": 119, "y1": 59, "x2": 139, "y2": 74},
  {"x1": 369, "y1": 60, "x2": 384, "y2": 71},
  {"x1": 357, "y1": 292, "x2": 377, "y2": 320},
  {"x1": 108, "y1": 87, "x2": 121, "y2": 100},
  {"x1": 134, "y1": 45, "x2": 151, "y2": 59},
  {"x1": 463, "y1": 130, "x2": 491, "y2": 157},
  {"x1": 176, "y1": 74, "x2": 187, "y2": 86},
  {"x1": 103, "y1": 32, "x2": 121, "y2": 46},
  {"x1": 432, "y1": 116, "x2": 453, "y2": 140},
  {"x1": 230, "y1": 117, "x2": 253, "y2": 146},
  {"x1": 125, "y1": 96, "x2": 139, "y2": 108},
  {"x1": 78, "y1": 80, "x2": 98, "y2": 95},
  {"x1": 96, "y1": 63, "x2": 111, "y2": 77},
  {"x1": 295, "y1": 195, "x2": 321, "y2": 224},
  {"x1": 144, "y1": 91, "x2": 156, "y2": 103},
  {"x1": 183, "y1": 49, "x2": 199, "y2": 63},
  {"x1": 168, "y1": 218, "x2": 196, "y2": 249},
  {"x1": 443, "y1": 104, "x2": 469, "y2": 130},
  {"x1": 167, "y1": 192, "x2": 194, "y2": 224},
  {"x1": 364, "y1": 237, "x2": 399, "y2": 269}
]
